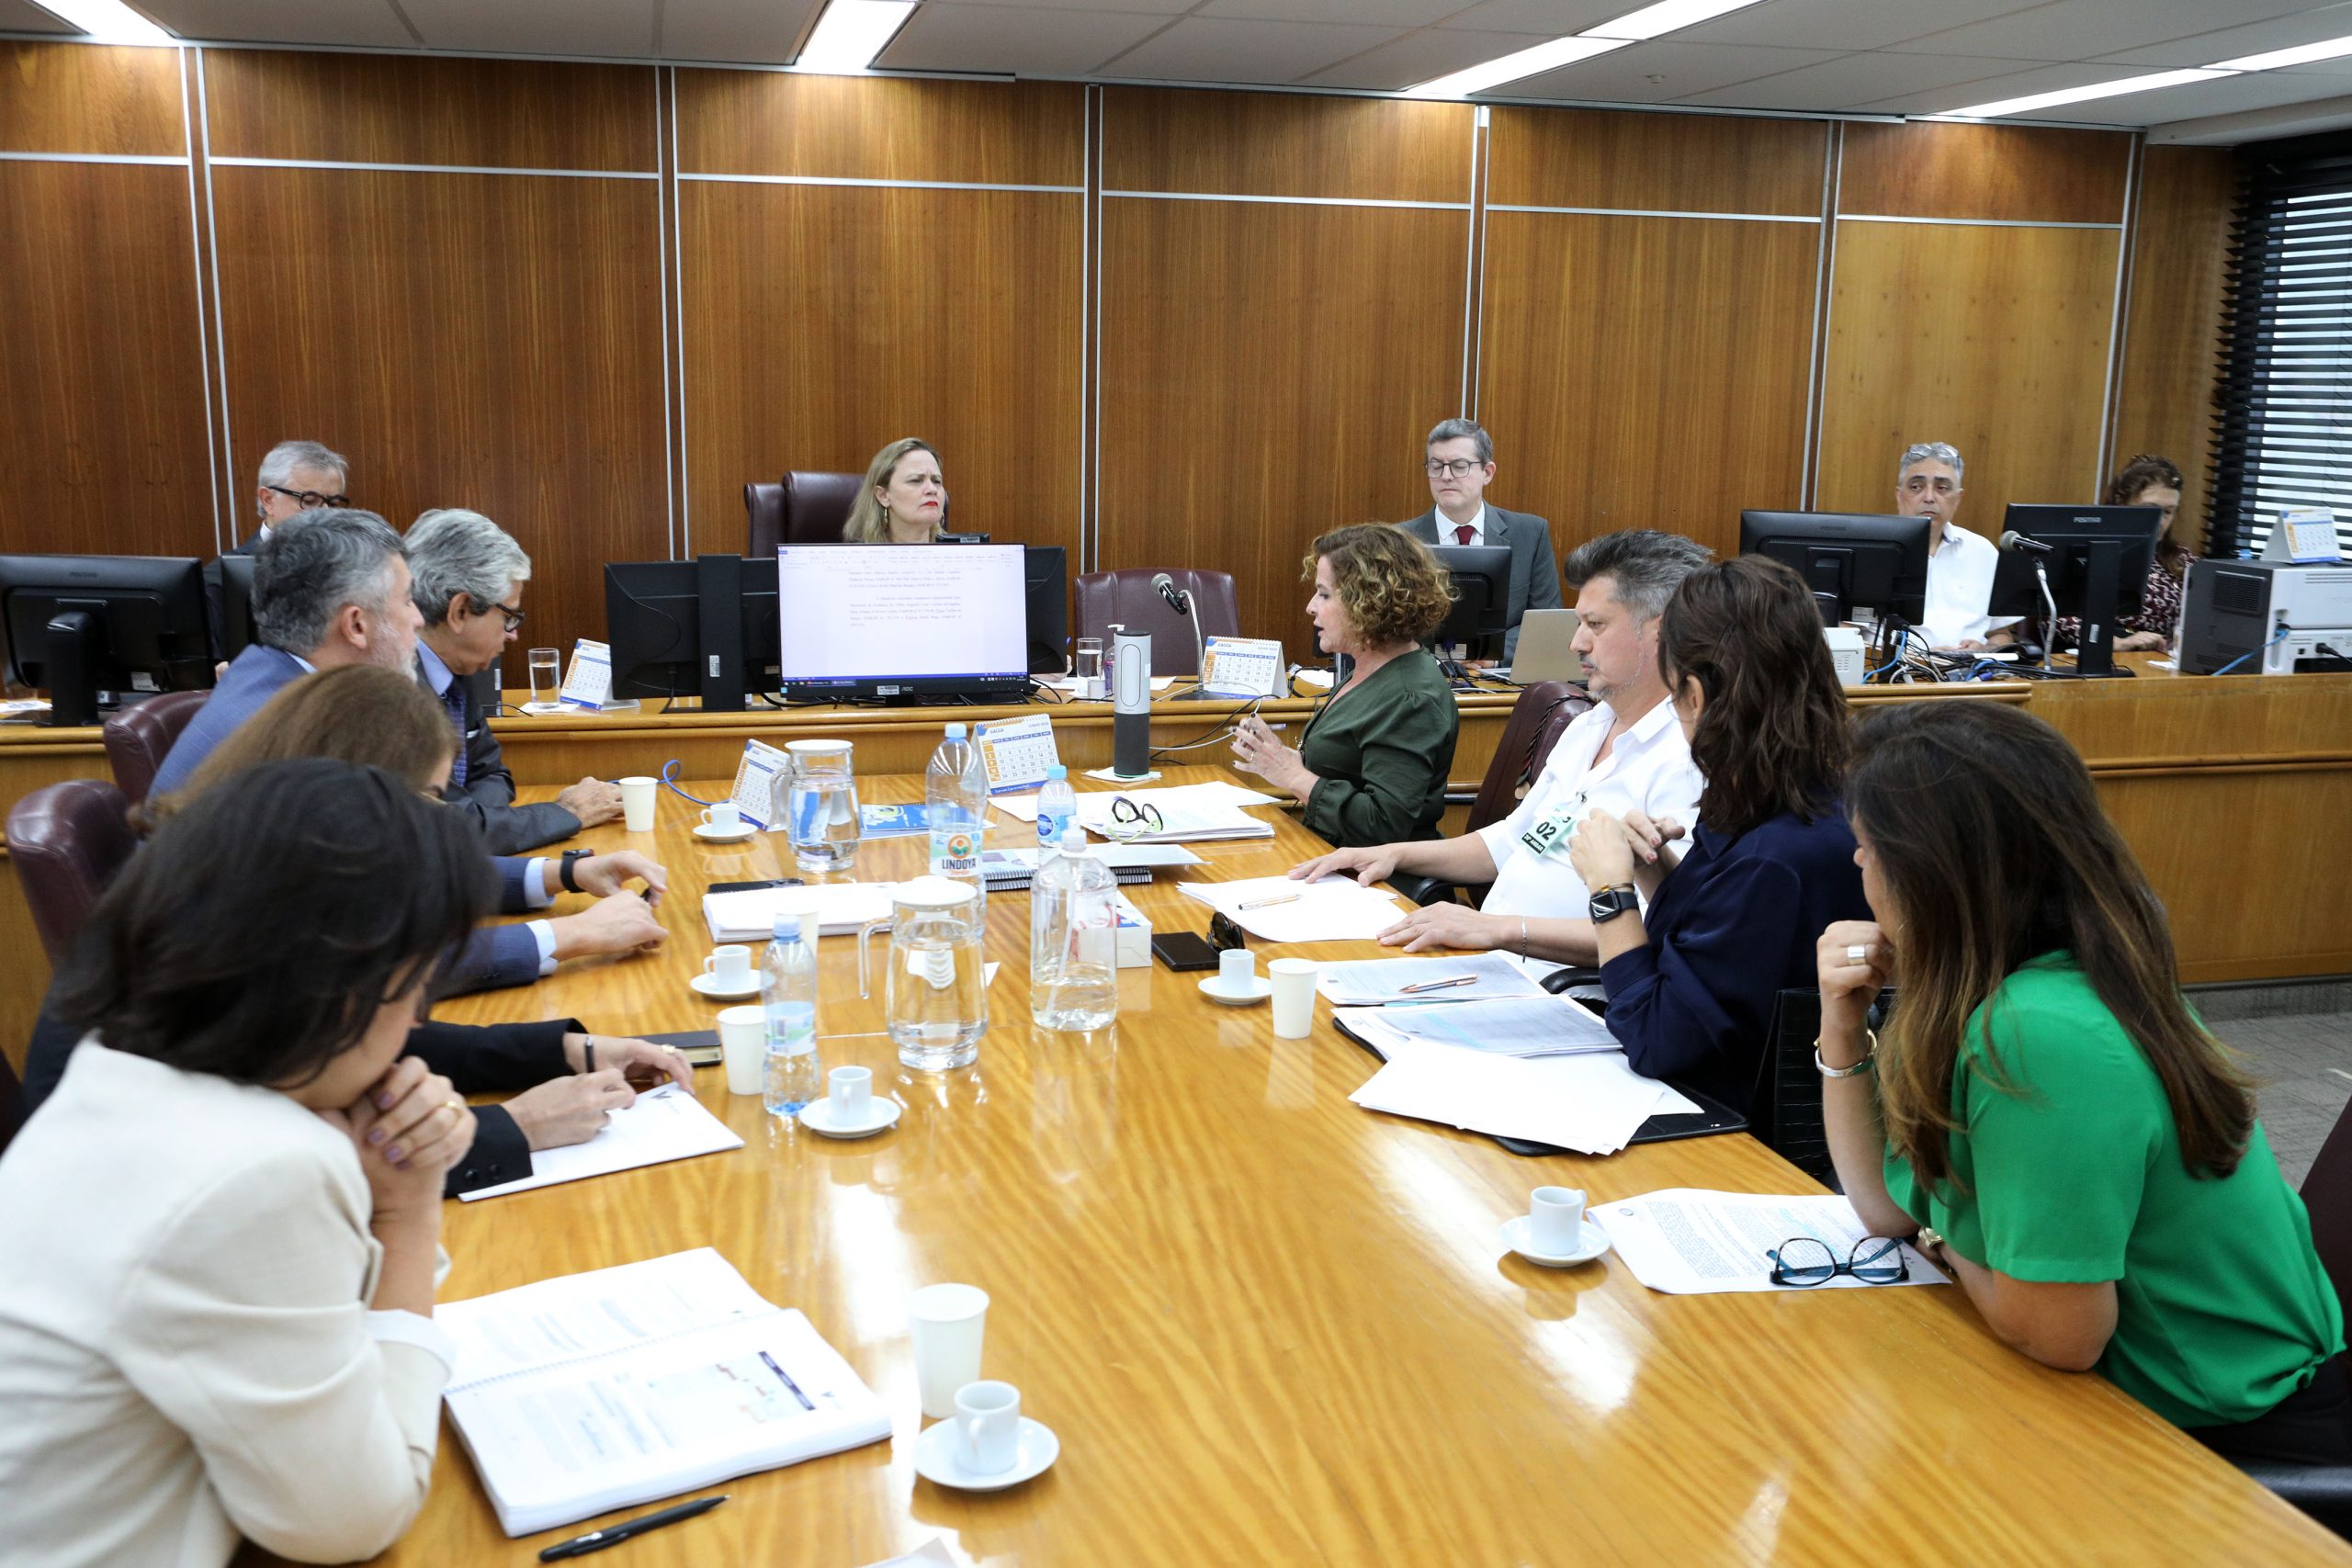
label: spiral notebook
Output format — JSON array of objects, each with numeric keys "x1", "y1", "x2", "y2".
[{"x1": 437, "y1": 1249, "x2": 891, "y2": 1537}]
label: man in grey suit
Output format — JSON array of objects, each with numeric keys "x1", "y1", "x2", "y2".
[{"x1": 1396, "y1": 418, "x2": 1563, "y2": 664}]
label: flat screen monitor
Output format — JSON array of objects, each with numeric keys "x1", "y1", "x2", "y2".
[
  {"x1": 605, "y1": 557, "x2": 779, "y2": 708},
  {"x1": 775, "y1": 543, "x2": 1030, "y2": 703},
  {"x1": 1739, "y1": 512, "x2": 1930, "y2": 627},
  {"x1": 1023, "y1": 545, "x2": 1069, "y2": 676},
  {"x1": 1427, "y1": 545, "x2": 1513, "y2": 664},
  {"x1": 0, "y1": 554, "x2": 213, "y2": 727},
  {"x1": 1987, "y1": 503, "x2": 2163, "y2": 676},
  {"x1": 213, "y1": 554, "x2": 258, "y2": 661}
]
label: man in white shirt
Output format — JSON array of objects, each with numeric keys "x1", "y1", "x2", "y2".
[
  {"x1": 1901, "y1": 440, "x2": 2019, "y2": 649},
  {"x1": 1289, "y1": 529, "x2": 1709, "y2": 965}
]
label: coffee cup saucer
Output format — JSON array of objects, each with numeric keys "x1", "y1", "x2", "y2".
[
  {"x1": 693, "y1": 822, "x2": 758, "y2": 842},
  {"x1": 797, "y1": 1097, "x2": 901, "y2": 1139},
  {"x1": 911, "y1": 1416, "x2": 1059, "y2": 1492},
  {"x1": 689, "y1": 972, "x2": 760, "y2": 1001},
  {"x1": 1198, "y1": 975, "x2": 1274, "y2": 1006},
  {"x1": 1499, "y1": 1214, "x2": 1611, "y2": 1268}
]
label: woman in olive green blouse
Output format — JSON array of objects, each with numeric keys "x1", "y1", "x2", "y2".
[
  {"x1": 1232, "y1": 524, "x2": 1458, "y2": 847},
  {"x1": 1816, "y1": 702, "x2": 2344, "y2": 1467}
]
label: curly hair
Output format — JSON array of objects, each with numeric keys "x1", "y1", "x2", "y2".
[
  {"x1": 1304, "y1": 525, "x2": 1454, "y2": 649},
  {"x1": 2107, "y1": 452, "x2": 2193, "y2": 576}
]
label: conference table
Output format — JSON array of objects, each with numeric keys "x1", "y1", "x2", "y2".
[{"x1": 243, "y1": 765, "x2": 2352, "y2": 1566}]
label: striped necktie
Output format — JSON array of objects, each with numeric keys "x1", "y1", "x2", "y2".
[{"x1": 440, "y1": 681, "x2": 469, "y2": 790}]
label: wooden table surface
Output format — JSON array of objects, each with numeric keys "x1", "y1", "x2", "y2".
[{"x1": 247, "y1": 766, "x2": 2352, "y2": 1567}]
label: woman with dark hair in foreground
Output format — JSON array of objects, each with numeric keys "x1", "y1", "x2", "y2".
[
  {"x1": 1817, "y1": 701, "x2": 2344, "y2": 1464},
  {"x1": 0, "y1": 760, "x2": 488, "y2": 1565}
]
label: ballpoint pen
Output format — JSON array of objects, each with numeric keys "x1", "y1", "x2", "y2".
[
  {"x1": 537, "y1": 1495, "x2": 729, "y2": 1561},
  {"x1": 1238, "y1": 892, "x2": 1303, "y2": 910},
  {"x1": 1397, "y1": 975, "x2": 1478, "y2": 994}
]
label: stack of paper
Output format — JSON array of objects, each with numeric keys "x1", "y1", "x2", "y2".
[
  {"x1": 977, "y1": 842, "x2": 1202, "y2": 891},
  {"x1": 1068, "y1": 783, "x2": 1284, "y2": 843},
  {"x1": 1316, "y1": 953, "x2": 1550, "y2": 1007},
  {"x1": 704, "y1": 882, "x2": 896, "y2": 942},
  {"x1": 1347, "y1": 1043, "x2": 1684, "y2": 1157},
  {"x1": 459, "y1": 1085, "x2": 742, "y2": 1201},
  {"x1": 1178, "y1": 874, "x2": 1405, "y2": 942},
  {"x1": 1333, "y1": 994, "x2": 1619, "y2": 1058},
  {"x1": 1597, "y1": 1190, "x2": 1950, "y2": 1295}
]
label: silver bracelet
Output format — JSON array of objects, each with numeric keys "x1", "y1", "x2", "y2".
[
  {"x1": 1815, "y1": 1027, "x2": 1877, "y2": 1078},
  {"x1": 1519, "y1": 918, "x2": 1529, "y2": 957}
]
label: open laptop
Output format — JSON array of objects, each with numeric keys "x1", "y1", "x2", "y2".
[{"x1": 1502, "y1": 608, "x2": 1580, "y2": 683}]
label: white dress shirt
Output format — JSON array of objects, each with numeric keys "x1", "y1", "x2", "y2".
[
  {"x1": 1918, "y1": 523, "x2": 2018, "y2": 647},
  {"x1": 0, "y1": 1043, "x2": 456, "y2": 1568},
  {"x1": 1475, "y1": 696, "x2": 1705, "y2": 919},
  {"x1": 1437, "y1": 502, "x2": 1487, "y2": 547}
]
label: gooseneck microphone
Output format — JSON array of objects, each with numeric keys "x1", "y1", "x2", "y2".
[
  {"x1": 1151, "y1": 572, "x2": 1209, "y2": 694},
  {"x1": 1998, "y1": 530, "x2": 2053, "y2": 556},
  {"x1": 1151, "y1": 571, "x2": 1190, "y2": 613},
  {"x1": 1999, "y1": 531, "x2": 2059, "y2": 670}
]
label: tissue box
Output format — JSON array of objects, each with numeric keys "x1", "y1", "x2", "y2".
[{"x1": 1114, "y1": 891, "x2": 1151, "y2": 968}]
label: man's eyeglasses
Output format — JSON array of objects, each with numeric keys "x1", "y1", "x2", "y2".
[
  {"x1": 1424, "y1": 459, "x2": 1481, "y2": 479},
  {"x1": 1103, "y1": 795, "x2": 1164, "y2": 840},
  {"x1": 482, "y1": 600, "x2": 526, "y2": 633},
  {"x1": 266, "y1": 484, "x2": 352, "y2": 509},
  {"x1": 1767, "y1": 1235, "x2": 1909, "y2": 1288}
]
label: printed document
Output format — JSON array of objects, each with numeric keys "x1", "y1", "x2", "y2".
[
  {"x1": 1347, "y1": 1042, "x2": 1686, "y2": 1156},
  {"x1": 1179, "y1": 874, "x2": 1405, "y2": 942},
  {"x1": 1317, "y1": 953, "x2": 1551, "y2": 1007},
  {"x1": 459, "y1": 1085, "x2": 742, "y2": 1201},
  {"x1": 1599, "y1": 1190, "x2": 1951, "y2": 1294},
  {"x1": 1334, "y1": 994, "x2": 1619, "y2": 1056}
]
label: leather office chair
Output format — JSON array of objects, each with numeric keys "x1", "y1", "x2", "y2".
[
  {"x1": 1072, "y1": 570, "x2": 1242, "y2": 679},
  {"x1": 101, "y1": 690, "x2": 209, "y2": 806},
  {"x1": 6, "y1": 778, "x2": 137, "y2": 968},
  {"x1": 785, "y1": 471, "x2": 863, "y2": 546},
  {"x1": 1391, "y1": 680, "x2": 1590, "y2": 907},
  {"x1": 743, "y1": 482, "x2": 785, "y2": 558}
]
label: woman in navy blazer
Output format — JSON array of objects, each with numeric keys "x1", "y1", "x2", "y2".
[{"x1": 1568, "y1": 556, "x2": 1870, "y2": 1116}]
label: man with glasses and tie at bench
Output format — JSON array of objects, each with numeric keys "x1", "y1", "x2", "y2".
[{"x1": 1396, "y1": 417, "x2": 1563, "y2": 666}]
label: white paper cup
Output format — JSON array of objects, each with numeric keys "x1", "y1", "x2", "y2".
[
  {"x1": 717, "y1": 1005, "x2": 765, "y2": 1097},
  {"x1": 1530, "y1": 1186, "x2": 1585, "y2": 1255},
  {"x1": 700, "y1": 800, "x2": 741, "y2": 831},
  {"x1": 705, "y1": 945, "x2": 752, "y2": 989},
  {"x1": 829, "y1": 1065, "x2": 872, "y2": 1120},
  {"x1": 954, "y1": 1380, "x2": 1022, "y2": 1475},
  {"x1": 1217, "y1": 947, "x2": 1256, "y2": 991},
  {"x1": 1269, "y1": 958, "x2": 1319, "y2": 1039},
  {"x1": 909, "y1": 1283, "x2": 989, "y2": 1420},
  {"x1": 619, "y1": 775, "x2": 658, "y2": 832}
]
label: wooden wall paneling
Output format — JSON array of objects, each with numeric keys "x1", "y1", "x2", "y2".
[
  {"x1": 1487, "y1": 107, "x2": 1827, "y2": 217},
  {"x1": 0, "y1": 40, "x2": 185, "y2": 156},
  {"x1": 675, "y1": 70, "x2": 1082, "y2": 186},
  {"x1": 200, "y1": 50, "x2": 656, "y2": 171},
  {"x1": 1102, "y1": 86, "x2": 1470, "y2": 204},
  {"x1": 208, "y1": 165, "x2": 671, "y2": 661},
  {"x1": 2110, "y1": 145, "x2": 2236, "y2": 530},
  {"x1": 1815, "y1": 220, "x2": 2122, "y2": 536},
  {"x1": 1838, "y1": 120, "x2": 2132, "y2": 224},
  {"x1": 1097, "y1": 198, "x2": 1470, "y2": 647},
  {"x1": 1476, "y1": 211, "x2": 1820, "y2": 563}
]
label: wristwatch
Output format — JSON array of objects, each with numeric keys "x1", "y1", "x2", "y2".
[
  {"x1": 559, "y1": 848, "x2": 595, "y2": 894},
  {"x1": 1588, "y1": 883, "x2": 1639, "y2": 924}
]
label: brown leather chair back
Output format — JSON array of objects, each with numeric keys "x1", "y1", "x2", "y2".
[
  {"x1": 2305, "y1": 1096, "x2": 2352, "y2": 1323},
  {"x1": 1072, "y1": 570, "x2": 1242, "y2": 678},
  {"x1": 784, "y1": 471, "x2": 863, "y2": 545},
  {"x1": 0, "y1": 1046, "x2": 20, "y2": 1160},
  {"x1": 102, "y1": 690, "x2": 209, "y2": 806},
  {"x1": 1464, "y1": 681, "x2": 1592, "y2": 835},
  {"x1": 6, "y1": 778, "x2": 137, "y2": 968},
  {"x1": 743, "y1": 482, "x2": 786, "y2": 558}
]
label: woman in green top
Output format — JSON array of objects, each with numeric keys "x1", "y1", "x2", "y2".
[
  {"x1": 1815, "y1": 701, "x2": 2346, "y2": 1466},
  {"x1": 1231, "y1": 524, "x2": 1459, "y2": 847}
]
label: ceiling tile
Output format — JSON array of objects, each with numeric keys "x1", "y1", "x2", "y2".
[
  {"x1": 400, "y1": 0, "x2": 653, "y2": 56},
  {"x1": 662, "y1": 0, "x2": 823, "y2": 62},
  {"x1": 1099, "y1": 16, "x2": 1408, "y2": 83},
  {"x1": 2089, "y1": 1, "x2": 2352, "y2": 72},
  {"x1": 1673, "y1": 48, "x2": 2036, "y2": 111},
  {"x1": 132, "y1": 0, "x2": 417, "y2": 48},
  {"x1": 1501, "y1": 38, "x2": 1843, "y2": 103},
  {"x1": 1886, "y1": 0, "x2": 2317, "y2": 61},
  {"x1": 878, "y1": 3, "x2": 1165, "y2": 74},
  {"x1": 1673, "y1": 0, "x2": 2045, "y2": 52},
  {"x1": 1852, "y1": 60, "x2": 2152, "y2": 115},
  {"x1": 1437, "y1": 0, "x2": 1647, "y2": 38},
  {"x1": 0, "y1": 0, "x2": 78, "y2": 34},
  {"x1": 2029, "y1": 66, "x2": 2352, "y2": 124},
  {"x1": 1300, "y1": 27, "x2": 1544, "y2": 90},
  {"x1": 917, "y1": 0, "x2": 1186, "y2": 11},
  {"x1": 1201, "y1": 0, "x2": 1466, "y2": 22}
]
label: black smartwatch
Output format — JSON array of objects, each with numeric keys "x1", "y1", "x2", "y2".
[
  {"x1": 560, "y1": 849, "x2": 594, "y2": 895},
  {"x1": 1588, "y1": 883, "x2": 1639, "y2": 924}
]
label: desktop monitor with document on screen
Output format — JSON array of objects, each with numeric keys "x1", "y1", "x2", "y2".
[{"x1": 776, "y1": 543, "x2": 1032, "y2": 704}]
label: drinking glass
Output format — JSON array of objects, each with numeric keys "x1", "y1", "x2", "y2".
[
  {"x1": 527, "y1": 646, "x2": 562, "y2": 708},
  {"x1": 1073, "y1": 637, "x2": 1104, "y2": 699}
]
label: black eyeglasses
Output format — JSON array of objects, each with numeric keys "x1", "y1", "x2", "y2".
[
  {"x1": 483, "y1": 600, "x2": 526, "y2": 633},
  {"x1": 266, "y1": 483, "x2": 352, "y2": 509},
  {"x1": 1767, "y1": 1235, "x2": 1909, "y2": 1288},
  {"x1": 1208, "y1": 910, "x2": 1246, "y2": 952},
  {"x1": 1104, "y1": 795, "x2": 1164, "y2": 839},
  {"x1": 1424, "y1": 459, "x2": 1481, "y2": 479}
]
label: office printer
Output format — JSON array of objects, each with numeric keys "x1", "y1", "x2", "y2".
[{"x1": 2178, "y1": 559, "x2": 2352, "y2": 675}]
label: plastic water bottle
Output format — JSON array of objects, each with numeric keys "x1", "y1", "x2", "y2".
[
  {"x1": 1032, "y1": 826, "x2": 1119, "y2": 1032},
  {"x1": 1035, "y1": 764, "x2": 1077, "y2": 848},
  {"x1": 761, "y1": 912, "x2": 821, "y2": 1118},
  {"x1": 926, "y1": 723, "x2": 989, "y2": 912}
]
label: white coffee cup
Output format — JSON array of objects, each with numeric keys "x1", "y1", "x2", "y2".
[
  {"x1": 1529, "y1": 1186, "x2": 1585, "y2": 1255},
  {"x1": 829, "y1": 1065, "x2": 872, "y2": 1121},
  {"x1": 716, "y1": 1005, "x2": 765, "y2": 1097},
  {"x1": 1216, "y1": 946, "x2": 1257, "y2": 993},
  {"x1": 909, "y1": 1283, "x2": 989, "y2": 1420},
  {"x1": 954, "y1": 1380, "x2": 1022, "y2": 1475},
  {"x1": 619, "y1": 775, "x2": 658, "y2": 832},
  {"x1": 699, "y1": 800, "x2": 741, "y2": 832},
  {"x1": 1269, "y1": 957, "x2": 1319, "y2": 1039},
  {"x1": 704, "y1": 945, "x2": 752, "y2": 990}
]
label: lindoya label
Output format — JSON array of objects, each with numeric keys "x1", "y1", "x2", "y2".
[{"x1": 932, "y1": 825, "x2": 979, "y2": 877}]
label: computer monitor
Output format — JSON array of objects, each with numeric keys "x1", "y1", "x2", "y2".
[
  {"x1": 605, "y1": 556, "x2": 779, "y2": 710},
  {"x1": 1987, "y1": 503, "x2": 2164, "y2": 678},
  {"x1": 213, "y1": 554, "x2": 258, "y2": 661},
  {"x1": 775, "y1": 543, "x2": 1030, "y2": 704},
  {"x1": 1023, "y1": 546, "x2": 1069, "y2": 676},
  {"x1": 1427, "y1": 545, "x2": 1513, "y2": 666},
  {"x1": 0, "y1": 555, "x2": 214, "y2": 727},
  {"x1": 1738, "y1": 512, "x2": 1930, "y2": 629}
]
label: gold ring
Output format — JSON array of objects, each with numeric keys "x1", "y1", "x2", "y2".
[
  {"x1": 442, "y1": 1099, "x2": 464, "y2": 1119},
  {"x1": 660, "y1": 1043, "x2": 677, "y2": 1054}
]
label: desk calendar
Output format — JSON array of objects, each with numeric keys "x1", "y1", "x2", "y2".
[{"x1": 974, "y1": 714, "x2": 1059, "y2": 794}]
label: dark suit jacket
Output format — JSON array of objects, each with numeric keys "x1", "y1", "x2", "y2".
[
  {"x1": 201, "y1": 530, "x2": 264, "y2": 661},
  {"x1": 417, "y1": 659, "x2": 581, "y2": 854},
  {"x1": 1399, "y1": 504, "x2": 1565, "y2": 661},
  {"x1": 22, "y1": 996, "x2": 582, "y2": 1197}
]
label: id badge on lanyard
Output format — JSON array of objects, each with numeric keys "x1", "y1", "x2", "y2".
[{"x1": 1517, "y1": 788, "x2": 1589, "y2": 861}]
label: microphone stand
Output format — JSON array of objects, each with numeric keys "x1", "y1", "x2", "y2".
[
  {"x1": 2031, "y1": 559, "x2": 2057, "y2": 673},
  {"x1": 1159, "y1": 580, "x2": 1209, "y2": 699}
]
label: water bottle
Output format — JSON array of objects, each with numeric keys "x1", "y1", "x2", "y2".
[
  {"x1": 761, "y1": 912, "x2": 822, "y2": 1117},
  {"x1": 1032, "y1": 826, "x2": 1119, "y2": 1032},
  {"x1": 1035, "y1": 764, "x2": 1077, "y2": 848},
  {"x1": 926, "y1": 723, "x2": 989, "y2": 912}
]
